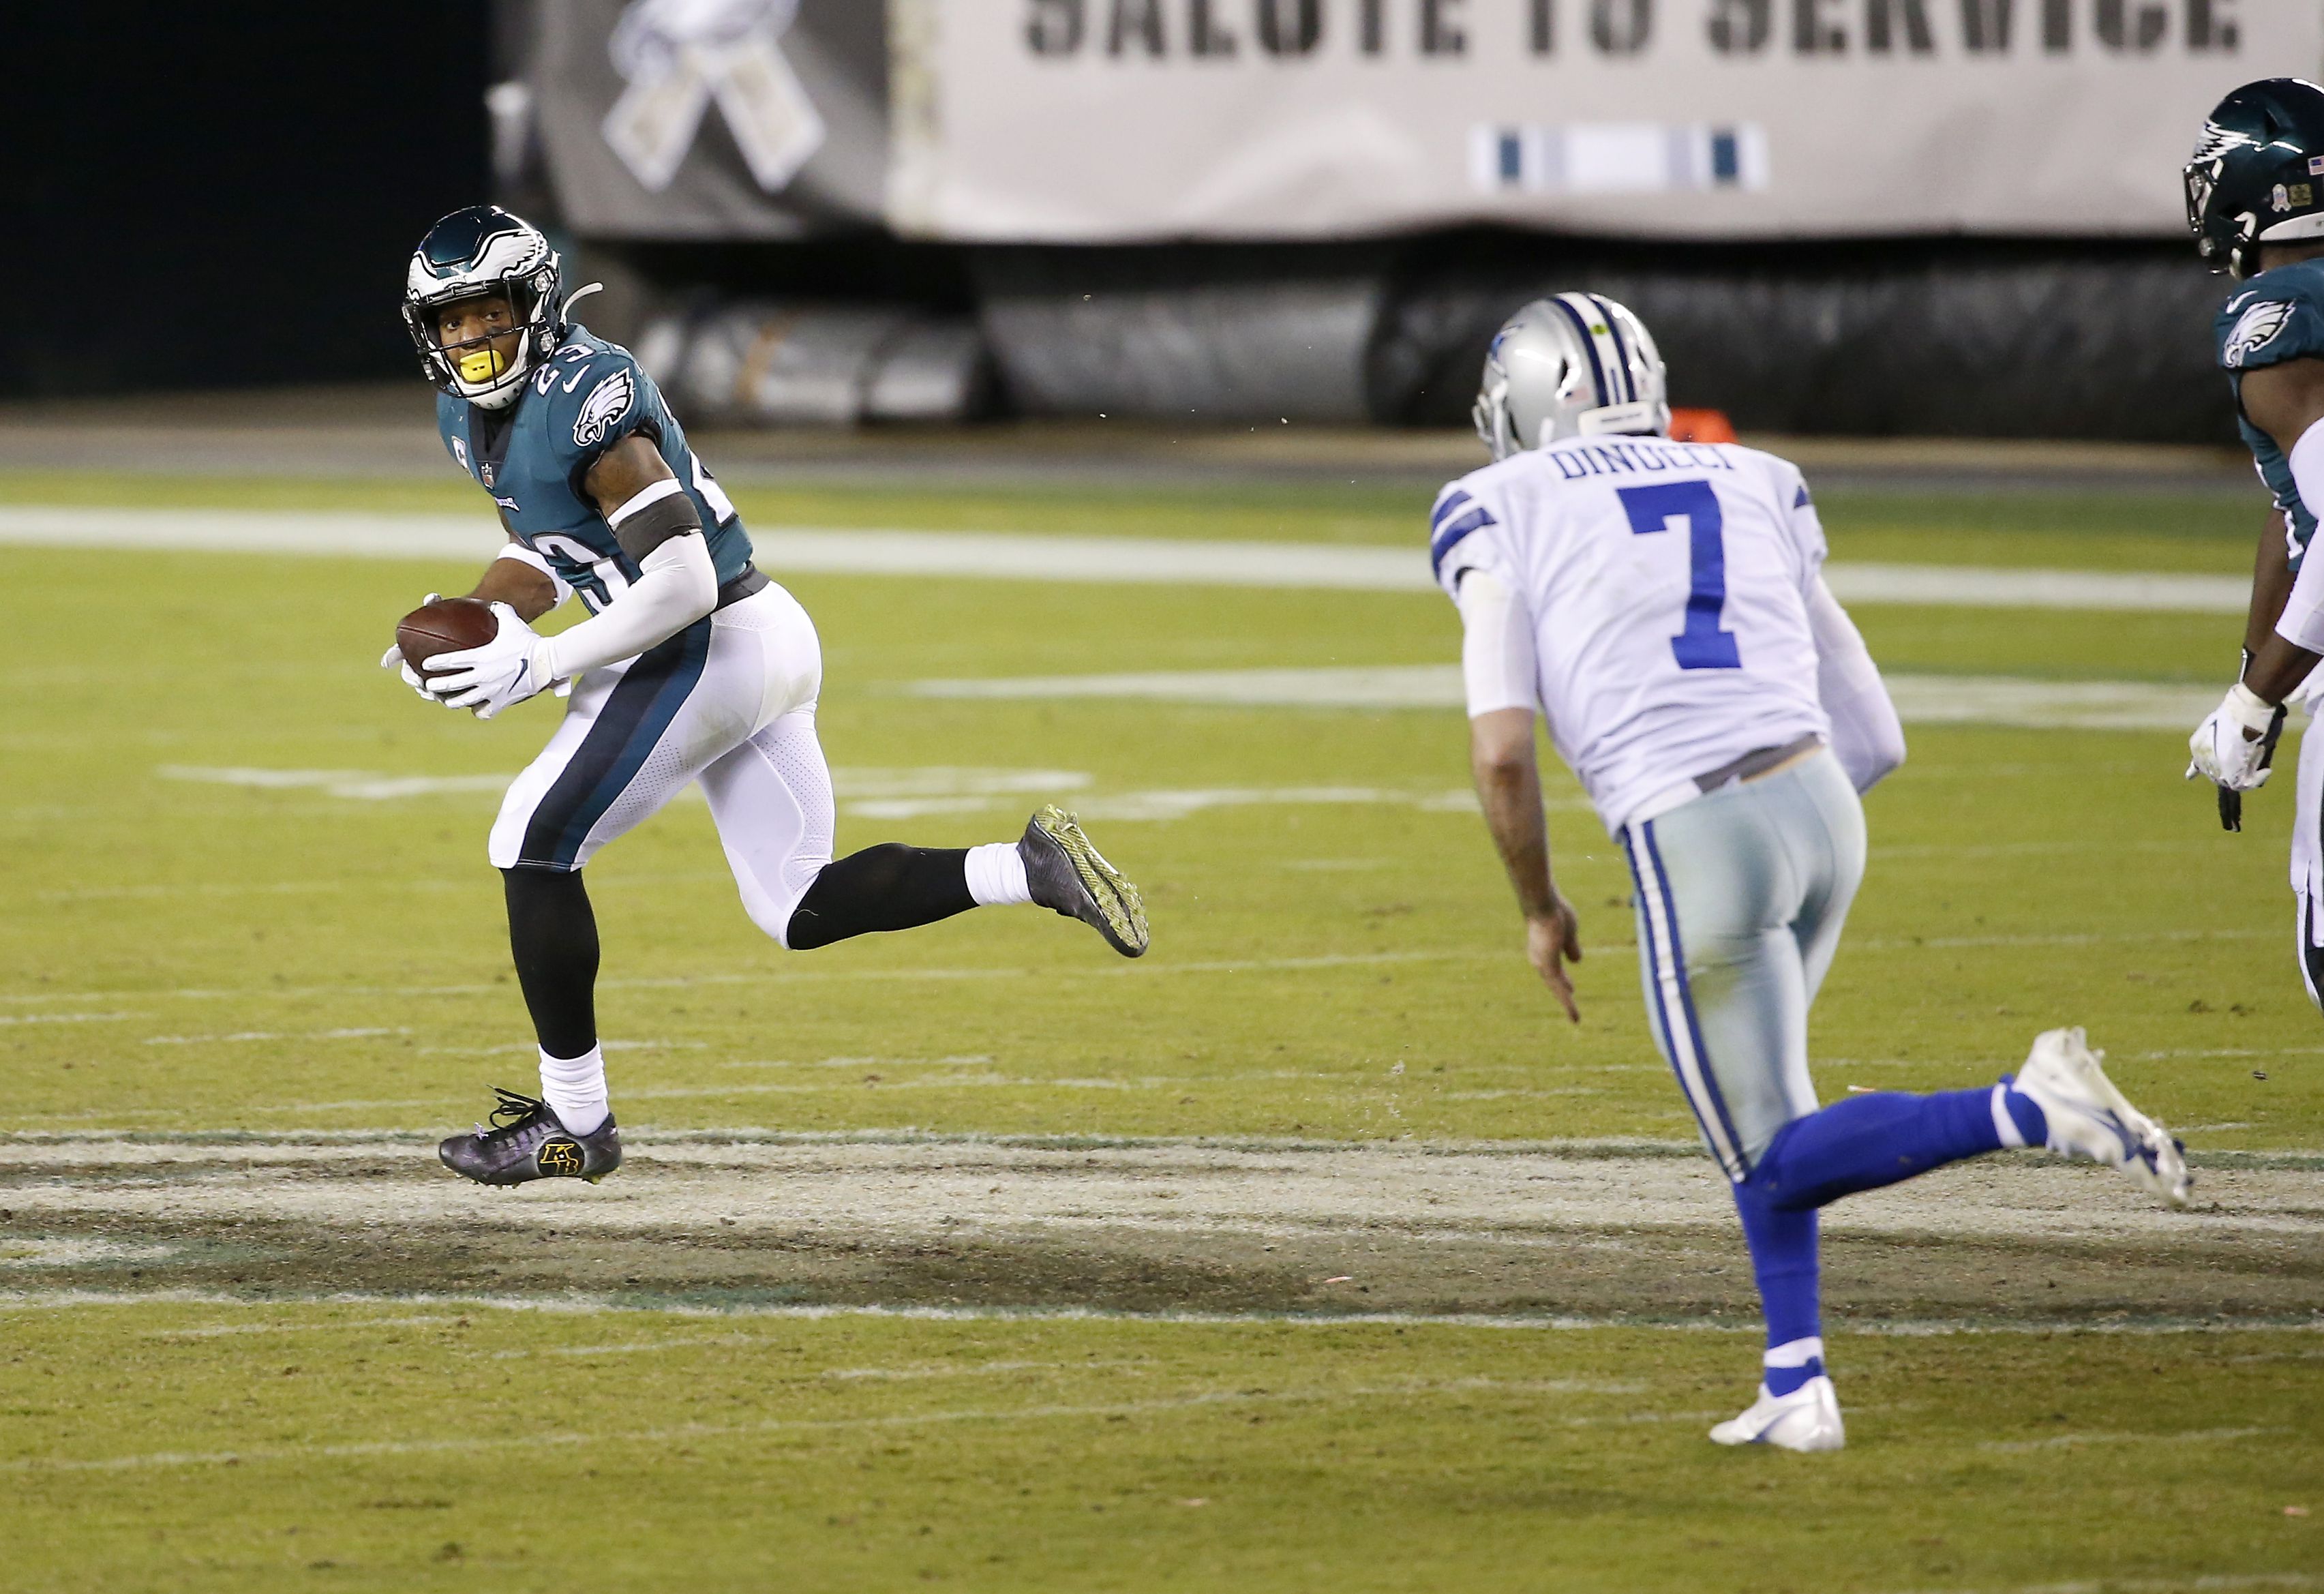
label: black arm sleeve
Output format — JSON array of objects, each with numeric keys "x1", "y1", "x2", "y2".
[{"x1": 612, "y1": 490, "x2": 703, "y2": 564}]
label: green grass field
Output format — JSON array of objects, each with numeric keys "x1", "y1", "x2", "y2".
[{"x1": 3, "y1": 464, "x2": 2319, "y2": 1591}]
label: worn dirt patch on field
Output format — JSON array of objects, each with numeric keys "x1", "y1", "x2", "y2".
[{"x1": 1, "y1": 1137, "x2": 2317, "y2": 1323}]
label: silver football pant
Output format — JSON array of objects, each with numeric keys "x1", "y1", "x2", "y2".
[{"x1": 1618, "y1": 749, "x2": 1867, "y2": 1182}]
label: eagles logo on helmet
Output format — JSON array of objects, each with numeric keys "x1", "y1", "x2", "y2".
[
  {"x1": 2186, "y1": 78, "x2": 2324, "y2": 279},
  {"x1": 401, "y1": 205, "x2": 588, "y2": 411}
]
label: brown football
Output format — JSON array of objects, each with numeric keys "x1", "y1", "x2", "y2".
[{"x1": 395, "y1": 597, "x2": 499, "y2": 674}]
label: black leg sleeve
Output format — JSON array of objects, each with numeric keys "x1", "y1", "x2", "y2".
[
  {"x1": 783, "y1": 844, "x2": 977, "y2": 950},
  {"x1": 502, "y1": 866, "x2": 599, "y2": 1059}
]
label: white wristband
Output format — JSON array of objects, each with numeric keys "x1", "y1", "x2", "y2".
[{"x1": 2224, "y1": 680, "x2": 2277, "y2": 730}]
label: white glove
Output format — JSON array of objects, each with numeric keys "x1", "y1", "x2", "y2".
[
  {"x1": 421, "y1": 602, "x2": 556, "y2": 721},
  {"x1": 2188, "y1": 682, "x2": 2280, "y2": 790},
  {"x1": 379, "y1": 594, "x2": 448, "y2": 704}
]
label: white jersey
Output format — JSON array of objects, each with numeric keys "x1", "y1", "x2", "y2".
[{"x1": 1432, "y1": 436, "x2": 1831, "y2": 833}]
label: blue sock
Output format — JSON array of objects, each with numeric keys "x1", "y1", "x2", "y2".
[
  {"x1": 1747, "y1": 1086, "x2": 2015, "y2": 1212},
  {"x1": 1728, "y1": 1084, "x2": 2043, "y2": 1394},
  {"x1": 1732, "y1": 1182, "x2": 1821, "y2": 1394}
]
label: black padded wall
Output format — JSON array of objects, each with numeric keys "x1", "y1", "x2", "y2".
[{"x1": 4, "y1": 2, "x2": 490, "y2": 397}]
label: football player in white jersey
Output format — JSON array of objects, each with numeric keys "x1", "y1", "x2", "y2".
[{"x1": 1438, "y1": 295, "x2": 2191, "y2": 1452}]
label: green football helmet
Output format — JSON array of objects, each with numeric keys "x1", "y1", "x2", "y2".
[
  {"x1": 2186, "y1": 78, "x2": 2324, "y2": 279},
  {"x1": 402, "y1": 205, "x2": 565, "y2": 410}
]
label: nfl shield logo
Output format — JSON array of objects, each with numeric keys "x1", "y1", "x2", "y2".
[{"x1": 480, "y1": 462, "x2": 496, "y2": 487}]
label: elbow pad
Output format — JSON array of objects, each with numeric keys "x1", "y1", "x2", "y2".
[{"x1": 608, "y1": 479, "x2": 704, "y2": 563}]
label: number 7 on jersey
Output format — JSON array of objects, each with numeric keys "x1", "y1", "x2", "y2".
[{"x1": 1617, "y1": 481, "x2": 1741, "y2": 671}]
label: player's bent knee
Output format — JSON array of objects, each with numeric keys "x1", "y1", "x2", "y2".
[
  {"x1": 734, "y1": 871, "x2": 815, "y2": 951},
  {"x1": 487, "y1": 795, "x2": 552, "y2": 872}
]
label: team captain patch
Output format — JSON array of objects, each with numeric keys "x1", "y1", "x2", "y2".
[
  {"x1": 573, "y1": 368, "x2": 636, "y2": 449},
  {"x1": 2225, "y1": 299, "x2": 2299, "y2": 369}
]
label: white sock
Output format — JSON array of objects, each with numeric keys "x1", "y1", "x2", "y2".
[
  {"x1": 1764, "y1": 1336, "x2": 1825, "y2": 1370},
  {"x1": 1991, "y1": 1083, "x2": 2028, "y2": 1149},
  {"x1": 539, "y1": 1043, "x2": 609, "y2": 1135},
  {"x1": 964, "y1": 841, "x2": 1033, "y2": 906},
  {"x1": 1763, "y1": 1336, "x2": 1826, "y2": 1396}
]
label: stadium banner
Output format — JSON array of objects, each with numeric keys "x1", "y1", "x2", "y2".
[
  {"x1": 888, "y1": 0, "x2": 2319, "y2": 241},
  {"x1": 529, "y1": 0, "x2": 890, "y2": 238},
  {"x1": 529, "y1": 1, "x2": 2320, "y2": 243}
]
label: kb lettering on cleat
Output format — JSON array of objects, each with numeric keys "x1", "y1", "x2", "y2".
[{"x1": 537, "y1": 1139, "x2": 586, "y2": 1177}]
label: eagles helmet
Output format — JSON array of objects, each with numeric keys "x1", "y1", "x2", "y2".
[
  {"x1": 2186, "y1": 78, "x2": 2324, "y2": 279},
  {"x1": 1473, "y1": 292, "x2": 1670, "y2": 460},
  {"x1": 402, "y1": 206, "x2": 567, "y2": 410}
]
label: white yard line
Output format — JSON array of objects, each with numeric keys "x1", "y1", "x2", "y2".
[
  {"x1": 913, "y1": 665, "x2": 2223, "y2": 730},
  {"x1": 1826, "y1": 563, "x2": 2248, "y2": 613},
  {"x1": 0, "y1": 505, "x2": 2249, "y2": 609},
  {"x1": 151, "y1": 762, "x2": 1485, "y2": 819}
]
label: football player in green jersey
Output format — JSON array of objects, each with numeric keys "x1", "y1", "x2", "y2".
[
  {"x1": 384, "y1": 207, "x2": 1149, "y2": 1186},
  {"x1": 2184, "y1": 81, "x2": 2324, "y2": 1010}
]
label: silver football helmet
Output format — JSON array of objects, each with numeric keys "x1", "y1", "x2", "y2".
[{"x1": 1472, "y1": 293, "x2": 1670, "y2": 460}]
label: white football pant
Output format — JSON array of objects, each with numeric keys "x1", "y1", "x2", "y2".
[
  {"x1": 488, "y1": 582, "x2": 837, "y2": 947},
  {"x1": 2293, "y1": 715, "x2": 2324, "y2": 1010}
]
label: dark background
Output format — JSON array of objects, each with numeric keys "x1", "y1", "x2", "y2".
[{"x1": 5, "y1": 2, "x2": 491, "y2": 398}]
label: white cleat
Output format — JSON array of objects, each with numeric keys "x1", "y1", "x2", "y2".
[
  {"x1": 2011, "y1": 1027, "x2": 2192, "y2": 1209},
  {"x1": 1709, "y1": 1376, "x2": 1846, "y2": 1452}
]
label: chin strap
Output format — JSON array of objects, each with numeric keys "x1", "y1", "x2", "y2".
[{"x1": 561, "y1": 282, "x2": 605, "y2": 320}]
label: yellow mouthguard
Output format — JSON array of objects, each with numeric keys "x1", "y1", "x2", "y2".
[{"x1": 457, "y1": 348, "x2": 506, "y2": 384}]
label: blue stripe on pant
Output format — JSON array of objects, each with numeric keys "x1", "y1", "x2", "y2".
[
  {"x1": 1617, "y1": 752, "x2": 1866, "y2": 1185},
  {"x1": 1622, "y1": 819, "x2": 1751, "y2": 1179},
  {"x1": 516, "y1": 617, "x2": 713, "y2": 871}
]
